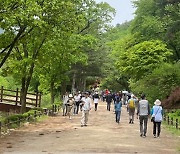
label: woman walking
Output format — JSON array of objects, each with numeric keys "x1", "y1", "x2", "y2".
[{"x1": 151, "y1": 99, "x2": 163, "y2": 138}]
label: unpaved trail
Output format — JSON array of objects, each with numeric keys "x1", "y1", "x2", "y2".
[{"x1": 0, "y1": 102, "x2": 179, "y2": 154}]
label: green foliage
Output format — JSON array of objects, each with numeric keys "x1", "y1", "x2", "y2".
[
  {"x1": 116, "y1": 40, "x2": 173, "y2": 80},
  {"x1": 167, "y1": 110, "x2": 180, "y2": 121},
  {"x1": 131, "y1": 0, "x2": 180, "y2": 60},
  {"x1": 129, "y1": 62, "x2": 180, "y2": 104}
]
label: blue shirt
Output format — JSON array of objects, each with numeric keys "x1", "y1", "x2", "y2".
[
  {"x1": 115, "y1": 101, "x2": 122, "y2": 111},
  {"x1": 152, "y1": 105, "x2": 163, "y2": 122}
]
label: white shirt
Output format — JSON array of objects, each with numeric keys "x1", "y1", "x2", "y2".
[
  {"x1": 82, "y1": 97, "x2": 92, "y2": 111},
  {"x1": 63, "y1": 95, "x2": 69, "y2": 104},
  {"x1": 74, "y1": 95, "x2": 80, "y2": 102}
]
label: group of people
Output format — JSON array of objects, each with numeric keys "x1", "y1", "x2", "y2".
[
  {"x1": 62, "y1": 91, "x2": 95, "y2": 127},
  {"x1": 109, "y1": 92, "x2": 163, "y2": 138},
  {"x1": 62, "y1": 90, "x2": 163, "y2": 138}
]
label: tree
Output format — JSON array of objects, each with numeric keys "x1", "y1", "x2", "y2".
[
  {"x1": 116, "y1": 40, "x2": 172, "y2": 80},
  {"x1": 0, "y1": 0, "x2": 91, "y2": 112}
]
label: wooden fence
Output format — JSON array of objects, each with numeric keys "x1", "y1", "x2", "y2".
[
  {"x1": 163, "y1": 115, "x2": 179, "y2": 130},
  {"x1": 0, "y1": 86, "x2": 41, "y2": 108}
]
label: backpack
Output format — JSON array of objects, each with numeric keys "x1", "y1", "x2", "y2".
[{"x1": 129, "y1": 99, "x2": 135, "y2": 109}]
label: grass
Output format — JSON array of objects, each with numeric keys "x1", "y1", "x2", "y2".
[
  {"x1": 163, "y1": 122, "x2": 180, "y2": 153},
  {"x1": 163, "y1": 122, "x2": 180, "y2": 136}
]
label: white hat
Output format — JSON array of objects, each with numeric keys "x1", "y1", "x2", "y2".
[
  {"x1": 131, "y1": 94, "x2": 134, "y2": 98},
  {"x1": 69, "y1": 94, "x2": 73, "y2": 98},
  {"x1": 154, "y1": 99, "x2": 161, "y2": 106}
]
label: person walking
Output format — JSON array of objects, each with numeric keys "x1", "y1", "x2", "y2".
[
  {"x1": 66, "y1": 94, "x2": 75, "y2": 120},
  {"x1": 81, "y1": 92, "x2": 92, "y2": 127},
  {"x1": 137, "y1": 94, "x2": 150, "y2": 137},
  {"x1": 128, "y1": 94, "x2": 138, "y2": 124},
  {"x1": 114, "y1": 97, "x2": 122, "y2": 124},
  {"x1": 62, "y1": 92, "x2": 69, "y2": 116},
  {"x1": 151, "y1": 99, "x2": 163, "y2": 138},
  {"x1": 74, "y1": 92, "x2": 81, "y2": 114},
  {"x1": 106, "y1": 92, "x2": 112, "y2": 111},
  {"x1": 93, "y1": 91, "x2": 100, "y2": 111}
]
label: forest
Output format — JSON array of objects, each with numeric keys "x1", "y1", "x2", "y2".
[{"x1": 0, "y1": 0, "x2": 180, "y2": 113}]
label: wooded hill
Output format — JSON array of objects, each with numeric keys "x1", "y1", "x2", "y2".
[{"x1": 0, "y1": 0, "x2": 179, "y2": 111}]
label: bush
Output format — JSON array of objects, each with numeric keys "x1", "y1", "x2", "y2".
[
  {"x1": 162, "y1": 87, "x2": 180, "y2": 109},
  {"x1": 130, "y1": 62, "x2": 180, "y2": 105}
]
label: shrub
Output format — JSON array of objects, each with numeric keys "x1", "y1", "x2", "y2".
[
  {"x1": 130, "y1": 62, "x2": 180, "y2": 105},
  {"x1": 162, "y1": 87, "x2": 180, "y2": 109}
]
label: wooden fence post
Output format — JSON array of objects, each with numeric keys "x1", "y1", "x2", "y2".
[
  {"x1": 34, "y1": 111, "x2": 37, "y2": 119},
  {"x1": 35, "y1": 92, "x2": 38, "y2": 107},
  {"x1": 55, "y1": 104, "x2": 57, "y2": 112},
  {"x1": 176, "y1": 119, "x2": 178, "y2": 129},
  {"x1": 15, "y1": 88, "x2": 18, "y2": 106},
  {"x1": 171, "y1": 117, "x2": 173, "y2": 125},
  {"x1": 38, "y1": 92, "x2": 42, "y2": 107},
  {"x1": 0, "y1": 121, "x2": 1, "y2": 135},
  {"x1": 168, "y1": 116, "x2": 170, "y2": 125},
  {"x1": 0, "y1": 86, "x2": 3, "y2": 102}
]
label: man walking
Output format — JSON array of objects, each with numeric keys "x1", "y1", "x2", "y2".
[
  {"x1": 137, "y1": 94, "x2": 150, "y2": 137},
  {"x1": 81, "y1": 92, "x2": 92, "y2": 127},
  {"x1": 128, "y1": 94, "x2": 138, "y2": 124},
  {"x1": 93, "y1": 91, "x2": 100, "y2": 111},
  {"x1": 106, "y1": 92, "x2": 112, "y2": 111}
]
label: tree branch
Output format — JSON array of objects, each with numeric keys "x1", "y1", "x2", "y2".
[{"x1": 0, "y1": 26, "x2": 26, "y2": 68}]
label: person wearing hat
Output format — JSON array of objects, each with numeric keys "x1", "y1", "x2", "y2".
[
  {"x1": 137, "y1": 94, "x2": 150, "y2": 137},
  {"x1": 66, "y1": 94, "x2": 75, "y2": 120},
  {"x1": 151, "y1": 99, "x2": 163, "y2": 138}
]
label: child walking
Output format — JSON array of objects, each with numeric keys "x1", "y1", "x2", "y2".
[{"x1": 115, "y1": 97, "x2": 122, "y2": 124}]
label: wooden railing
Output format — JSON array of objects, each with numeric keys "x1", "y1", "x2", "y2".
[
  {"x1": 0, "y1": 86, "x2": 41, "y2": 107},
  {"x1": 163, "y1": 115, "x2": 180, "y2": 130}
]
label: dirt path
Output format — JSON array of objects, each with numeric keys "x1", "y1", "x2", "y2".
[{"x1": 0, "y1": 101, "x2": 179, "y2": 154}]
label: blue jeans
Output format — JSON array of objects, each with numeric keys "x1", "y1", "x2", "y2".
[{"x1": 115, "y1": 111, "x2": 121, "y2": 123}]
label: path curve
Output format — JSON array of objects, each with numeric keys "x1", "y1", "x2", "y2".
[{"x1": 0, "y1": 101, "x2": 179, "y2": 154}]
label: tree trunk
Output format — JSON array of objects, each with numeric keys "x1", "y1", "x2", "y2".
[
  {"x1": 61, "y1": 81, "x2": 67, "y2": 99},
  {"x1": 71, "y1": 72, "x2": 76, "y2": 94},
  {"x1": 20, "y1": 77, "x2": 27, "y2": 113},
  {"x1": 83, "y1": 78, "x2": 86, "y2": 92},
  {"x1": 50, "y1": 81, "x2": 55, "y2": 104}
]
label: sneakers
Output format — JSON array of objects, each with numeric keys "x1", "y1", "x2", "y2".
[
  {"x1": 81, "y1": 124, "x2": 87, "y2": 127},
  {"x1": 140, "y1": 134, "x2": 146, "y2": 138},
  {"x1": 129, "y1": 119, "x2": 134, "y2": 124},
  {"x1": 154, "y1": 135, "x2": 156, "y2": 138}
]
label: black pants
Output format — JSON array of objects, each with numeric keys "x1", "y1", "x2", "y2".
[
  {"x1": 95, "y1": 103, "x2": 98, "y2": 111},
  {"x1": 139, "y1": 115, "x2": 148, "y2": 135},
  {"x1": 107, "y1": 102, "x2": 111, "y2": 111},
  {"x1": 153, "y1": 121, "x2": 161, "y2": 137}
]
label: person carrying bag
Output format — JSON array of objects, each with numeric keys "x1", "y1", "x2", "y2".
[{"x1": 151, "y1": 99, "x2": 163, "y2": 138}]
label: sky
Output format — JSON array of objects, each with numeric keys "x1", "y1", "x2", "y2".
[{"x1": 95, "y1": 0, "x2": 136, "y2": 26}]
